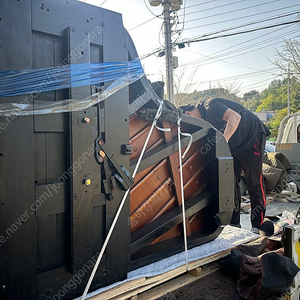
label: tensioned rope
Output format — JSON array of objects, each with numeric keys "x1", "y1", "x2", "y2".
[
  {"x1": 177, "y1": 117, "x2": 193, "y2": 271},
  {"x1": 81, "y1": 105, "x2": 193, "y2": 299},
  {"x1": 81, "y1": 100, "x2": 165, "y2": 300}
]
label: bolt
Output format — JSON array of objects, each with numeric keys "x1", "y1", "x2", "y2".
[
  {"x1": 83, "y1": 117, "x2": 90, "y2": 123},
  {"x1": 84, "y1": 179, "x2": 91, "y2": 186},
  {"x1": 99, "y1": 150, "x2": 105, "y2": 158}
]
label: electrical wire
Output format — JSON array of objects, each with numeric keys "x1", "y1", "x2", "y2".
[
  {"x1": 184, "y1": 0, "x2": 218, "y2": 10},
  {"x1": 177, "y1": 0, "x2": 187, "y2": 38},
  {"x1": 181, "y1": 27, "x2": 299, "y2": 69},
  {"x1": 241, "y1": 76, "x2": 281, "y2": 92},
  {"x1": 181, "y1": 48, "x2": 259, "y2": 70},
  {"x1": 159, "y1": 20, "x2": 165, "y2": 48},
  {"x1": 178, "y1": 20, "x2": 300, "y2": 46},
  {"x1": 140, "y1": 19, "x2": 300, "y2": 60},
  {"x1": 143, "y1": 0, "x2": 164, "y2": 18},
  {"x1": 183, "y1": 0, "x2": 248, "y2": 17},
  {"x1": 184, "y1": 5, "x2": 300, "y2": 29},
  {"x1": 179, "y1": 0, "x2": 278, "y2": 20},
  {"x1": 129, "y1": 16, "x2": 159, "y2": 31},
  {"x1": 99, "y1": 0, "x2": 108, "y2": 6},
  {"x1": 181, "y1": 25, "x2": 293, "y2": 68},
  {"x1": 181, "y1": 11, "x2": 300, "y2": 44},
  {"x1": 180, "y1": 31, "x2": 300, "y2": 71},
  {"x1": 207, "y1": 68, "x2": 278, "y2": 82}
]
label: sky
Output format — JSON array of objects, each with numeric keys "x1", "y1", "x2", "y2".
[{"x1": 81, "y1": 0, "x2": 300, "y2": 96}]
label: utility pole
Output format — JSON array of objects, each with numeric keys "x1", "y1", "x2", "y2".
[
  {"x1": 149, "y1": 0, "x2": 182, "y2": 104},
  {"x1": 163, "y1": 1, "x2": 174, "y2": 104},
  {"x1": 288, "y1": 64, "x2": 291, "y2": 115}
]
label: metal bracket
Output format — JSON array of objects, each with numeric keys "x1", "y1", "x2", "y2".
[
  {"x1": 139, "y1": 108, "x2": 178, "y2": 124},
  {"x1": 91, "y1": 84, "x2": 106, "y2": 95},
  {"x1": 139, "y1": 99, "x2": 179, "y2": 124},
  {"x1": 96, "y1": 138, "x2": 134, "y2": 191},
  {"x1": 102, "y1": 156, "x2": 114, "y2": 201}
]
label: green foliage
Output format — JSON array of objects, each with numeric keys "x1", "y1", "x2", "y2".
[
  {"x1": 243, "y1": 98, "x2": 262, "y2": 112},
  {"x1": 174, "y1": 88, "x2": 242, "y2": 107},
  {"x1": 256, "y1": 93, "x2": 287, "y2": 112},
  {"x1": 257, "y1": 77, "x2": 300, "y2": 113},
  {"x1": 243, "y1": 90, "x2": 260, "y2": 102},
  {"x1": 242, "y1": 90, "x2": 262, "y2": 112},
  {"x1": 268, "y1": 108, "x2": 288, "y2": 138}
]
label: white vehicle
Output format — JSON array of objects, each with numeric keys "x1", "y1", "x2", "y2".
[
  {"x1": 274, "y1": 112, "x2": 300, "y2": 192},
  {"x1": 276, "y1": 113, "x2": 300, "y2": 144}
]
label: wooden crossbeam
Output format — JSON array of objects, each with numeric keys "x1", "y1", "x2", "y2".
[{"x1": 131, "y1": 192, "x2": 210, "y2": 254}]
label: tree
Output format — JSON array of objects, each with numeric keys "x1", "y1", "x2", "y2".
[
  {"x1": 268, "y1": 108, "x2": 288, "y2": 139},
  {"x1": 243, "y1": 90, "x2": 261, "y2": 112},
  {"x1": 216, "y1": 80, "x2": 242, "y2": 102},
  {"x1": 244, "y1": 98, "x2": 262, "y2": 112},
  {"x1": 173, "y1": 67, "x2": 201, "y2": 107},
  {"x1": 243, "y1": 90, "x2": 260, "y2": 102},
  {"x1": 273, "y1": 38, "x2": 300, "y2": 81},
  {"x1": 257, "y1": 78, "x2": 300, "y2": 113}
]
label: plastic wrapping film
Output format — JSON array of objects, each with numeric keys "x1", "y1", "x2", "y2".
[{"x1": 0, "y1": 59, "x2": 144, "y2": 116}]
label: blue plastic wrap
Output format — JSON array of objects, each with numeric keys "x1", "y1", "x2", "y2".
[
  {"x1": 0, "y1": 60, "x2": 143, "y2": 97},
  {"x1": 0, "y1": 59, "x2": 144, "y2": 116}
]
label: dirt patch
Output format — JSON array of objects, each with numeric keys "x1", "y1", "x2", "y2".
[{"x1": 156, "y1": 269, "x2": 241, "y2": 300}]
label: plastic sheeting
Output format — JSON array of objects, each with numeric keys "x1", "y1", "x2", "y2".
[
  {"x1": 0, "y1": 60, "x2": 144, "y2": 116},
  {"x1": 75, "y1": 226, "x2": 258, "y2": 299}
]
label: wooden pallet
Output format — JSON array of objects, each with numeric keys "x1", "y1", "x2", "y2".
[{"x1": 90, "y1": 249, "x2": 230, "y2": 300}]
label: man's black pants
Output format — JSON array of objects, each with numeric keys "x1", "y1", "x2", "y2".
[{"x1": 230, "y1": 133, "x2": 267, "y2": 229}]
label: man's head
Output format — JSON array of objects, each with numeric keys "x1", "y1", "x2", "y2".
[{"x1": 179, "y1": 103, "x2": 202, "y2": 119}]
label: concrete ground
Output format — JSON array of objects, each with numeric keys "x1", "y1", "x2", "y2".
[{"x1": 240, "y1": 199, "x2": 300, "y2": 230}]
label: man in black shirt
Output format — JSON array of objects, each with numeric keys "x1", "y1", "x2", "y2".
[{"x1": 180, "y1": 98, "x2": 271, "y2": 233}]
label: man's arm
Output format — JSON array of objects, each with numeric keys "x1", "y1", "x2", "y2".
[{"x1": 222, "y1": 108, "x2": 241, "y2": 142}]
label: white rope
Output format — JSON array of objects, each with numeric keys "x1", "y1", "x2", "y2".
[
  {"x1": 155, "y1": 124, "x2": 171, "y2": 132},
  {"x1": 177, "y1": 117, "x2": 189, "y2": 271},
  {"x1": 132, "y1": 101, "x2": 164, "y2": 178},
  {"x1": 80, "y1": 100, "x2": 164, "y2": 300},
  {"x1": 177, "y1": 117, "x2": 193, "y2": 159}
]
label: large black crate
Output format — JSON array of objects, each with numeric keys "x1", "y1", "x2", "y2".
[
  {"x1": 0, "y1": 1, "x2": 134, "y2": 298},
  {"x1": 0, "y1": 1, "x2": 235, "y2": 299}
]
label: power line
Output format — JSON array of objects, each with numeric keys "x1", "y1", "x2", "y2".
[
  {"x1": 184, "y1": 0, "x2": 218, "y2": 10},
  {"x1": 183, "y1": 0, "x2": 248, "y2": 17},
  {"x1": 179, "y1": 20, "x2": 300, "y2": 46},
  {"x1": 180, "y1": 31, "x2": 300, "y2": 71},
  {"x1": 181, "y1": 27, "x2": 299, "y2": 69},
  {"x1": 179, "y1": 0, "x2": 279, "y2": 22},
  {"x1": 177, "y1": 0, "x2": 187, "y2": 39},
  {"x1": 129, "y1": 16, "x2": 159, "y2": 31},
  {"x1": 184, "y1": 5, "x2": 300, "y2": 29},
  {"x1": 181, "y1": 47, "x2": 260, "y2": 71},
  {"x1": 99, "y1": 0, "x2": 108, "y2": 6},
  {"x1": 241, "y1": 77, "x2": 280, "y2": 92},
  {"x1": 141, "y1": 19, "x2": 300, "y2": 59},
  {"x1": 205, "y1": 68, "x2": 278, "y2": 83},
  {"x1": 182, "y1": 10, "x2": 300, "y2": 43},
  {"x1": 193, "y1": 25, "x2": 296, "y2": 62}
]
